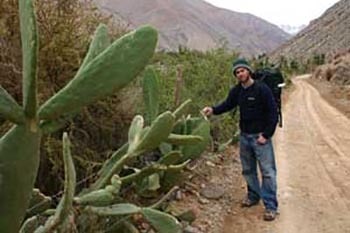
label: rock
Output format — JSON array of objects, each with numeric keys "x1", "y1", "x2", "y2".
[
  {"x1": 200, "y1": 183, "x2": 225, "y2": 200},
  {"x1": 205, "y1": 219, "x2": 212, "y2": 226},
  {"x1": 232, "y1": 157, "x2": 240, "y2": 163},
  {"x1": 177, "y1": 209, "x2": 197, "y2": 223},
  {"x1": 184, "y1": 226, "x2": 204, "y2": 233},
  {"x1": 206, "y1": 161, "x2": 216, "y2": 167},
  {"x1": 198, "y1": 197, "x2": 210, "y2": 204},
  {"x1": 176, "y1": 190, "x2": 183, "y2": 200}
]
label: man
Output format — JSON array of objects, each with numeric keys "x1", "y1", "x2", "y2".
[{"x1": 202, "y1": 58, "x2": 279, "y2": 221}]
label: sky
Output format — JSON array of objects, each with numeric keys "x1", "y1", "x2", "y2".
[{"x1": 203, "y1": 0, "x2": 340, "y2": 26}]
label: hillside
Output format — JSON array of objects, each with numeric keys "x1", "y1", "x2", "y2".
[
  {"x1": 95, "y1": 0, "x2": 290, "y2": 56},
  {"x1": 270, "y1": 0, "x2": 350, "y2": 62}
]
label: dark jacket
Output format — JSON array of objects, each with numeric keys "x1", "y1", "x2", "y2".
[{"x1": 212, "y1": 81, "x2": 278, "y2": 139}]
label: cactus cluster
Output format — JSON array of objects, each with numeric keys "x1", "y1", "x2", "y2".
[
  {"x1": 1, "y1": 0, "x2": 212, "y2": 232},
  {"x1": 20, "y1": 106, "x2": 203, "y2": 232},
  {"x1": 0, "y1": 0, "x2": 157, "y2": 232},
  {"x1": 19, "y1": 96, "x2": 210, "y2": 232},
  {"x1": 142, "y1": 69, "x2": 211, "y2": 160},
  {"x1": 77, "y1": 97, "x2": 208, "y2": 195},
  {"x1": 21, "y1": 133, "x2": 182, "y2": 233}
]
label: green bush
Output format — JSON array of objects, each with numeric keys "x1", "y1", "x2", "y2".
[{"x1": 150, "y1": 47, "x2": 240, "y2": 142}]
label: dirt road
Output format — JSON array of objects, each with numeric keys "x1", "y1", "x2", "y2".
[{"x1": 223, "y1": 76, "x2": 350, "y2": 233}]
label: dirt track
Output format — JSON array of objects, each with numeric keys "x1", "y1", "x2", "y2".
[{"x1": 223, "y1": 76, "x2": 350, "y2": 233}]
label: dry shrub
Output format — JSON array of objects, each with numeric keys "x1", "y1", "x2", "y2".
[
  {"x1": 325, "y1": 66, "x2": 334, "y2": 81},
  {"x1": 312, "y1": 51, "x2": 350, "y2": 86},
  {"x1": 331, "y1": 54, "x2": 350, "y2": 85},
  {"x1": 313, "y1": 66, "x2": 323, "y2": 80}
]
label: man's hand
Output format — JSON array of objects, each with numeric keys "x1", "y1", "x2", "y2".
[
  {"x1": 202, "y1": 106, "x2": 213, "y2": 116},
  {"x1": 257, "y1": 133, "x2": 267, "y2": 145}
]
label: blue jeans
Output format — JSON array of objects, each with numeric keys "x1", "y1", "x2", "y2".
[{"x1": 239, "y1": 133, "x2": 278, "y2": 211}]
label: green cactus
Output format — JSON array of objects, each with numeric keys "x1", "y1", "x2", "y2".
[
  {"x1": 180, "y1": 117, "x2": 211, "y2": 162},
  {"x1": 75, "y1": 175, "x2": 121, "y2": 206},
  {"x1": 142, "y1": 81, "x2": 211, "y2": 192},
  {"x1": 31, "y1": 128, "x2": 187, "y2": 231},
  {"x1": 77, "y1": 106, "x2": 202, "y2": 199},
  {"x1": 36, "y1": 133, "x2": 76, "y2": 233},
  {"x1": 0, "y1": 1, "x2": 40, "y2": 230},
  {"x1": 53, "y1": 131, "x2": 185, "y2": 230},
  {"x1": 76, "y1": 24, "x2": 111, "y2": 76},
  {"x1": 120, "y1": 162, "x2": 189, "y2": 185},
  {"x1": 165, "y1": 133, "x2": 203, "y2": 145},
  {"x1": 75, "y1": 189, "x2": 115, "y2": 206},
  {"x1": 20, "y1": 0, "x2": 38, "y2": 118},
  {"x1": 119, "y1": 220, "x2": 141, "y2": 233},
  {"x1": 86, "y1": 204, "x2": 182, "y2": 233},
  {"x1": 0, "y1": 0, "x2": 158, "y2": 231},
  {"x1": 88, "y1": 111, "x2": 175, "y2": 191},
  {"x1": 39, "y1": 24, "x2": 111, "y2": 134},
  {"x1": 127, "y1": 115, "x2": 145, "y2": 153},
  {"x1": 20, "y1": 216, "x2": 40, "y2": 233},
  {"x1": 172, "y1": 99, "x2": 192, "y2": 120},
  {"x1": 26, "y1": 189, "x2": 52, "y2": 217},
  {"x1": 158, "y1": 151, "x2": 182, "y2": 165},
  {"x1": 141, "y1": 208, "x2": 181, "y2": 233},
  {"x1": 143, "y1": 67, "x2": 160, "y2": 124},
  {"x1": 0, "y1": 125, "x2": 41, "y2": 233},
  {"x1": 23, "y1": 105, "x2": 201, "y2": 231},
  {"x1": 140, "y1": 63, "x2": 212, "y2": 194},
  {"x1": 134, "y1": 111, "x2": 175, "y2": 153},
  {"x1": 38, "y1": 25, "x2": 157, "y2": 121},
  {"x1": 0, "y1": 86, "x2": 25, "y2": 124},
  {"x1": 169, "y1": 113, "x2": 211, "y2": 162}
]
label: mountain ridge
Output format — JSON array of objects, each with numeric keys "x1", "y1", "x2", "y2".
[
  {"x1": 270, "y1": 0, "x2": 349, "y2": 62},
  {"x1": 95, "y1": 0, "x2": 291, "y2": 56}
]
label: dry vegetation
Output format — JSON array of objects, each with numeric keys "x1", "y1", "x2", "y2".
[{"x1": 310, "y1": 50, "x2": 350, "y2": 117}]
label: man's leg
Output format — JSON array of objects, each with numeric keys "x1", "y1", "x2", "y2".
[
  {"x1": 240, "y1": 134, "x2": 261, "y2": 204},
  {"x1": 254, "y1": 139, "x2": 278, "y2": 214}
]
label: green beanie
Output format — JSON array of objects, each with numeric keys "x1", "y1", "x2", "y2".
[{"x1": 232, "y1": 58, "x2": 254, "y2": 76}]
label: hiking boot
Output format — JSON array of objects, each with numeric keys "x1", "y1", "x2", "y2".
[
  {"x1": 241, "y1": 198, "x2": 259, "y2": 207},
  {"x1": 263, "y1": 210, "x2": 277, "y2": 221}
]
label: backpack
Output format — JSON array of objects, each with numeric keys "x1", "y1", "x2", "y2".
[{"x1": 253, "y1": 67, "x2": 285, "y2": 127}]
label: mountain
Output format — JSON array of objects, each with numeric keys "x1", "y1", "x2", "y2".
[
  {"x1": 94, "y1": 0, "x2": 290, "y2": 56},
  {"x1": 279, "y1": 24, "x2": 306, "y2": 35},
  {"x1": 270, "y1": 0, "x2": 350, "y2": 62}
]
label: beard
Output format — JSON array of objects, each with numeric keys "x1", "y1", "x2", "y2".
[{"x1": 238, "y1": 75, "x2": 250, "y2": 84}]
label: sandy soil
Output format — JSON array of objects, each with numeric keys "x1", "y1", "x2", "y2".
[{"x1": 222, "y1": 75, "x2": 350, "y2": 233}]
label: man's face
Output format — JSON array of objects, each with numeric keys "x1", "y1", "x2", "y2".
[{"x1": 234, "y1": 67, "x2": 250, "y2": 83}]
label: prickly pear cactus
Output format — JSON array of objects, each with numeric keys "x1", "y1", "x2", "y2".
[
  {"x1": 0, "y1": 0, "x2": 158, "y2": 231},
  {"x1": 23, "y1": 129, "x2": 188, "y2": 232},
  {"x1": 0, "y1": 0, "x2": 41, "y2": 231},
  {"x1": 21, "y1": 101, "x2": 205, "y2": 232},
  {"x1": 87, "y1": 203, "x2": 182, "y2": 233},
  {"x1": 143, "y1": 67, "x2": 160, "y2": 125}
]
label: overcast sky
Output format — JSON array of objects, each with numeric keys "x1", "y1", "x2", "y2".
[{"x1": 203, "y1": 0, "x2": 340, "y2": 26}]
